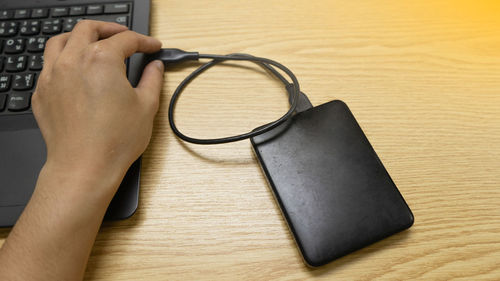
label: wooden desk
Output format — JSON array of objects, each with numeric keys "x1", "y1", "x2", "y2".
[{"x1": 2, "y1": 0, "x2": 500, "y2": 279}]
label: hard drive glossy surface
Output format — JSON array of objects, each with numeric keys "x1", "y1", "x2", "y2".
[{"x1": 252, "y1": 100, "x2": 413, "y2": 266}]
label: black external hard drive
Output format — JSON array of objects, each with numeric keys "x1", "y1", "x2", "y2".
[{"x1": 251, "y1": 100, "x2": 414, "y2": 267}]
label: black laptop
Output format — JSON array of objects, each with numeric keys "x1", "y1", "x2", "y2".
[{"x1": 0, "y1": 0, "x2": 151, "y2": 227}]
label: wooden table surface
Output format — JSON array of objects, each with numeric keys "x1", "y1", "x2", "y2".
[{"x1": 2, "y1": 0, "x2": 500, "y2": 280}]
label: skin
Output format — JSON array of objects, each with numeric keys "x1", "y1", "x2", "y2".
[{"x1": 0, "y1": 20, "x2": 164, "y2": 281}]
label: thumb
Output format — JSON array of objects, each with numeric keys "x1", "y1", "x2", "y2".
[{"x1": 136, "y1": 60, "x2": 164, "y2": 114}]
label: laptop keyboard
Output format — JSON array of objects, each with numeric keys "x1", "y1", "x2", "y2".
[{"x1": 0, "y1": 2, "x2": 132, "y2": 115}]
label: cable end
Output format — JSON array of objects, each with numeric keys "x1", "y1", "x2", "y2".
[
  {"x1": 147, "y1": 48, "x2": 199, "y2": 65},
  {"x1": 285, "y1": 83, "x2": 313, "y2": 113}
]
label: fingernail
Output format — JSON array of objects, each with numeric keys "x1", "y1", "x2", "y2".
[{"x1": 154, "y1": 60, "x2": 164, "y2": 71}]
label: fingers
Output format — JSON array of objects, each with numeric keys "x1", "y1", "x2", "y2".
[
  {"x1": 64, "y1": 20, "x2": 128, "y2": 51},
  {"x1": 98, "y1": 30, "x2": 162, "y2": 59},
  {"x1": 48, "y1": 20, "x2": 160, "y2": 69},
  {"x1": 43, "y1": 33, "x2": 71, "y2": 70},
  {"x1": 135, "y1": 60, "x2": 164, "y2": 114}
]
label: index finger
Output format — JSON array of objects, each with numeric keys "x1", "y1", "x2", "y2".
[
  {"x1": 97, "y1": 30, "x2": 162, "y2": 59},
  {"x1": 64, "y1": 20, "x2": 128, "y2": 51}
]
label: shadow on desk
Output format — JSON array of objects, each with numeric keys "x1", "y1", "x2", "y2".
[
  {"x1": 306, "y1": 230, "x2": 413, "y2": 276},
  {"x1": 177, "y1": 138, "x2": 255, "y2": 166},
  {"x1": 0, "y1": 228, "x2": 9, "y2": 240}
]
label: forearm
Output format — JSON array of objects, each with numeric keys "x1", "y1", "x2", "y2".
[{"x1": 0, "y1": 162, "x2": 124, "y2": 281}]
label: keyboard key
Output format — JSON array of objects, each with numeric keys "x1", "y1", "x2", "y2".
[
  {"x1": 87, "y1": 15, "x2": 129, "y2": 26},
  {"x1": 31, "y1": 8, "x2": 49, "y2": 19},
  {"x1": 14, "y1": 9, "x2": 30, "y2": 19},
  {"x1": 5, "y1": 55, "x2": 27, "y2": 72},
  {"x1": 0, "y1": 56, "x2": 3, "y2": 71},
  {"x1": 87, "y1": 5, "x2": 104, "y2": 15},
  {"x1": 5, "y1": 39, "x2": 26, "y2": 54},
  {"x1": 27, "y1": 37, "x2": 47, "y2": 52},
  {"x1": 0, "y1": 94, "x2": 6, "y2": 111},
  {"x1": 70, "y1": 6, "x2": 86, "y2": 16},
  {"x1": 52, "y1": 7, "x2": 69, "y2": 17},
  {"x1": 42, "y1": 19, "x2": 62, "y2": 34},
  {"x1": 29, "y1": 55, "x2": 43, "y2": 70},
  {"x1": 0, "y1": 22, "x2": 19, "y2": 37},
  {"x1": 20, "y1": 21, "x2": 41, "y2": 36},
  {"x1": 63, "y1": 18, "x2": 81, "y2": 32},
  {"x1": 13, "y1": 73, "x2": 35, "y2": 91},
  {"x1": 104, "y1": 3, "x2": 129, "y2": 14},
  {"x1": 0, "y1": 75, "x2": 11, "y2": 92},
  {"x1": 115, "y1": 16, "x2": 129, "y2": 26},
  {"x1": 0, "y1": 10, "x2": 14, "y2": 20},
  {"x1": 7, "y1": 92, "x2": 31, "y2": 111}
]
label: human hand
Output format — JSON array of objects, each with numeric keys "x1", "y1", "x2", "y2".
[{"x1": 32, "y1": 20, "x2": 164, "y2": 198}]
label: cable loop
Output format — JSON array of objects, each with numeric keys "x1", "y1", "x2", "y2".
[{"x1": 168, "y1": 53, "x2": 300, "y2": 144}]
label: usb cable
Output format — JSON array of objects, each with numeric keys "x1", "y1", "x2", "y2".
[{"x1": 146, "y1": 48, "x2": 312, "y2": 145}]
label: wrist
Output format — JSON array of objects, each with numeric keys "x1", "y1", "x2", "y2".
[{"x1": 39, "y1": 157, "x2": 127, "y2": 206}]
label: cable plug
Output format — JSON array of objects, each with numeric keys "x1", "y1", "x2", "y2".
[
  {"x1": 147, "y1": 48, "x2": 199, "y2": 65},
  {"x1": 285, "y1": 83, "x2": 313, "y2": 113}
]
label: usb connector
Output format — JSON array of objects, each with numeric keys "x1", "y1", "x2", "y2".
[{"x1": 147, "y1": 48, "x2": 199, "y2": 65}]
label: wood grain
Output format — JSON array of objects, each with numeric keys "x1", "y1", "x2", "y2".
[{"x1": 2, "y1": 0, "x2": 500, "y2": 280}]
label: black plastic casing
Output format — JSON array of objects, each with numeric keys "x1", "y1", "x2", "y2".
[{"x1": 251, "y1": 100, "x2": 414, "y2": 267}]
